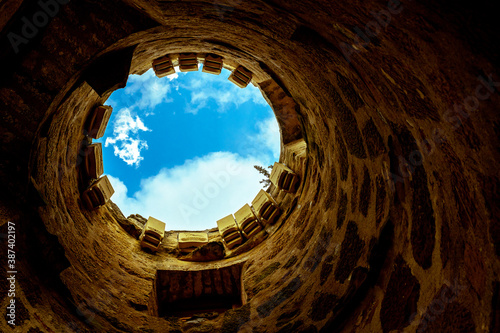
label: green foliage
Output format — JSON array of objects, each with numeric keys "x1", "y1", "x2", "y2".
[{"x1": 254, "y1": 165, "x2": 273, "y2": 189}]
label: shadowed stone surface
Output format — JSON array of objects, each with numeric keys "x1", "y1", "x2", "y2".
[
  {"x1": 380, "y1": 256, "x2": 420, "y2": 333},
  {"x1": 0, "y1": 0, "x2": 499, "y2": 332}
]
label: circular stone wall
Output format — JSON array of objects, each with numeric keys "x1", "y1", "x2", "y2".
[{"x1": 0, "y1": 0, "x2": 499, "y2": 332}]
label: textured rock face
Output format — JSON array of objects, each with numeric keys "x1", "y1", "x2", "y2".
[{"x1": 0, "y1": 0, "x2": 499, "y2": 332}]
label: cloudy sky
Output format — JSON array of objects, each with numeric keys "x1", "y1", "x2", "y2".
[{"x1": 97, "y1": 67, "x2": 280, "y2": 230}]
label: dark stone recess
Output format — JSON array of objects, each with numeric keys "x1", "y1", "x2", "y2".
[
  {"x1": 478, "y1": 174, "x2": 500, "y2": 257},
  {"x1": 391, "y1": 123, "x2": 436, "y2": 270},
  {"x1": 375, "y1": 176, "x2": 386, "y2": 226},
  {"x1": 81, "y1": 45, "x2": 137, "y2": 96},
  {"x1": 416, "y1": 293, "x2": 475, "y2": 332},
  {"x1": 27, "y1": 328, "x2": 44, "y2": 333},
  {"x1": 319, "y1": 255, "x2": 335, "y2": 286},
  {"x1": 276, "y1": 309, "x2": 300, "y2": 327},
  {"x1": 290, "y1": 25, "x2": 340, "y2": 58},
  {"x1": 179, "y1": 241, "x2": 225, "y2": 262},
  {"x1": 304, "y1": 226, "x2": 332, "y2": 273},
  {"x1": 336, "y1": 190, "x2": 348, "y2": 229},
  {"x1": 379, "y1": 256, "x2": 420, "y2": 333},
  {"x1": 409, "y1": 163, "x2": 436, "y2": 270},
  {"x1": 322, "y1": 169, "x2": 337, "y2": 211},
  {"x1": 221, "y1": 304, "x2": 251, "y2": 333},
  {"x1": 283, "y1": 255, "x2": 298, "y2": 269},
  {"x1": 491, "y1": 281, "x2": 500, "y2": 333},
  {"x1": 329, "y1": 87, "x2": 367, "y2": 159},
  {"x1": 439, "y1": 141, "x2": 477, "y2": 229},
  {"x1": 359, "y1": 166, "x2": 371, "y2": 217},
  {"x1": 155, "y1": 265, "x2": 243, "y2": 318},
  {"x1": 334, "y1": 221, "x2": 365, "y2": 283},
  {"x1": 256, "y1": 277, "x2": 303, "y2": 318},
  {"x1": 387, "y1": 135, "x2": 406, "y2": 205},
  {"x1": 253, "y1": 262, "x2": 281, "y2": 285},
  {"x1": 297, "y1": 223, "x2": 316, "y2": 250},
  {"x1": 335, "y1": 127, "x2": 349, "y2": 182},
  {"x1": 320, "y1": 220, "x2": 394, "y2": 332},
  {"x1": 350, "y1": 165, "x2": 358, "y2": 213},
  {"x1": 283, "y1": 197, "x2": 299, "y2": 222},
  {"x1": 21, "y1": 211, "x2": 75, "y2": 308},
  {"x1": 362, "y1": 118, "x2": 386, "y2": 159},
  {"x1": 336, "y1": 72, "x2": 364, "y2": 111},
  {"x1": 309, "y1": 293, "x2": 338, "y2": 321},
  {"x1": 319, "y1": 267, "x2": 368, "y2": 333}
]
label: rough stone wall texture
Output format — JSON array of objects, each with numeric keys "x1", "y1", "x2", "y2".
[{"x1": 0, "y1": 0, "x2": 499, "y2": 332}]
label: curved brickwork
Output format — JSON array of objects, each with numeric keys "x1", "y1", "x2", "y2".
[{"x1": 0, "y1": 0, "x2": 499, "y2": 332}]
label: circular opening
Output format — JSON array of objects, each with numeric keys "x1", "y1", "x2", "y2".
[{"x1": 98, "y1": 67, "x2": 280, "y2": 230}]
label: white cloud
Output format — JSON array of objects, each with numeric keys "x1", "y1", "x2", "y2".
[
  {"x1": 168, "y1": 72, "x2": 179, "y2": 81},
  {"x1": 183, "y1": 70, "x2": 268, "y2": 115},
  {"x1": 105, "y1": 108, "x2": 150, "y2": 167},
  {"x1": 107, "y1": 152, "x2": 270, "y2": 230},
  {"x1": 239, "y1": 113, "x2": 280, "y2": 164},
  {"x1": 254, "y1": 115, "x2": 281, "y2": 160},
  {"x1": 104, "y1": 67, "x2": 282, "y2": 230},
  {"x1": 124, "y1": 69, "x2": 176, "y2": 110}
]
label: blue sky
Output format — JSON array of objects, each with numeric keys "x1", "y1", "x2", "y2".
[{"x1": 96, "y1": 67, "x2": 280, "y2": 230}]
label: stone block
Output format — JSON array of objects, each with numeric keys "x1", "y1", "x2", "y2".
[
  {"x1": 140, "y1": 216, "x2": 166, "y2": 252},
  {"x1": 202, "y1": 54, "x2": 223, "y2": 75},
  {"x1": 251, "y1": 189, "x2": 281, "y2": 225},
  {"x1": 178, "y1": 53, "x2": 199, "y2": 72},
  {"x1": 217, "y1": 214, "x2": 244, "y2": 249},
  {"x1": 234, "y1": 204, "x2": 262, "y2": 238},
  {"x1": 270, "y1": 162, "x2": 300, "y2": 193},
  {"x1": 178, "y1": 232, "x2": 209, "y2": 253},
  {"x1": 81, "y1": 175, "x2": 114, "y2": 210},
  {"x1": 152, "y1": 55, "x2": 176, "y2": 77},
  {"x1": 86, "y1": 105, "x2": 112, "y2": 139},
  {"x1": 84, "y1": 143, "x2": 103, "y2": 180},
  {"x1": 228, "y1": 65, "x2": 252, "y2": 88}
]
